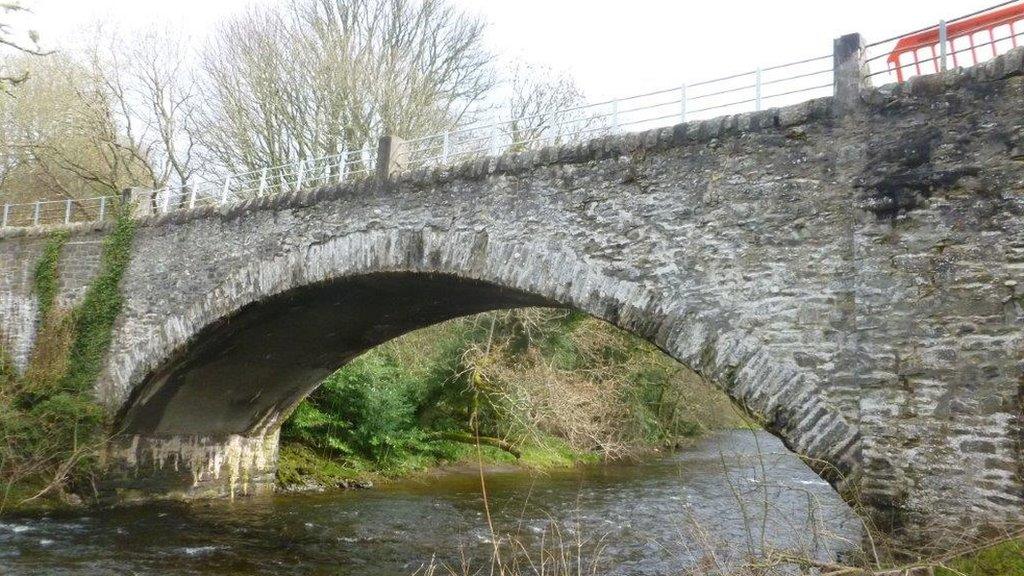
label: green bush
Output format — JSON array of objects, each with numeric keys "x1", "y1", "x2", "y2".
[
  {"x1": 281, "y1": 308, "x2": 746, "y2": 484},
  {"x1": 282, "y1": 344, "x2": 466, "y2": 473}
]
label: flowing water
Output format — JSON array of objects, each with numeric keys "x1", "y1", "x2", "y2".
[{"x1": 0, "y1": 431, "x2": 862, "y2": 575}]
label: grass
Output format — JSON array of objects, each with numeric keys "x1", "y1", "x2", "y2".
[
  {"x1": 276, "y1": 443, "x2": 376, "y2": 488},
  {"x1": 412, "y1": 529, "x2": 1024, "y2": 576},
  {"x1": 277, "y1": 432, "x2": 599, "y2": 491},
  {"x1": 937, "y1": 538, "x2": 1024, "y2": 576},
  {"x1": 514, "y1": 436, "x2": 600, "y2": 469}
]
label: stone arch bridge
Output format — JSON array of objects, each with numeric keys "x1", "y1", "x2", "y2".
[{"x1": 1, "y1": 43, "x2": 1023, "y2": 541}]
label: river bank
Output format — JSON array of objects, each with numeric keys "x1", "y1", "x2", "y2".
[
  {"x1": 1, "y1": 431, "x2": 1017, "y2": 576},
  {"x1": 274, "y1": 432, "x2": 691, "y2": 495},
  {"x1": 0, "y1": 430, "x2": 862, "y2": 575}
]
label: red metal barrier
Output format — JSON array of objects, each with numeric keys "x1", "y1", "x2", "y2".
[{"x1": 888, "y1": 2, "x2": 1024, "y2": 81}]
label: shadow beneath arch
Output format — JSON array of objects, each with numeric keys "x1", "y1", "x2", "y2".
[{"x1": 118, "y1": 272, "x2": 558, "y2": 438}]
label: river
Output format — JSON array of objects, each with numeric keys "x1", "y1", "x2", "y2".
[{"x1": 0, "y1": 430, "x2": 862, "y2": 575}]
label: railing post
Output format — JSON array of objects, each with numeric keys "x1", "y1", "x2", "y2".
[
  {"x1": 679, "y1": 84, "x2": 687, "y2": 123},
  {"x1": 120, "y1": 187, "x2": 154, "y2": 218},
  {"x1": 64, "y1": 198, "x2": 72, "y2": 224},
  {"x1": 2, "y1": 204, "x2": 9, "y2": 228},
  {"x1": 754, "y1": 68, "x2": 763, "y2": 111},
  {"x1": 833, "y1": 32, "x2": 870, "y2": 117},
  {"x1": 612, "y1": 100, "x2": 620, "y2": 131},
  {"x1": 294, "y1": 160, "x2": 305, "y2": 192},
  {"x1": 441, "y1": 132, "x2": 450, "y2": 164},
  {"x1": 337, "y1": 154, "x2": 347, "y2": 184},
  {"x1": 376, "y1": 135, "x2": 408, "y2": 182},
  {"x1": 161, "y1": 189, "x2": 171, "y2": 213},
  {"x1": 220, "y1": 176, "x2": 232, "y2": 205},
  {"x1": 938, "y1": 20, "x2": 949, "y2": 72},
  {"x1": 188, "y1": 186, "x2": 197, "y2": 209},
  {"x1": 258, "y1": 167, "x2": 268, "y2": 195},
  {"x1": 98, "y1": 196, "x2": 106, "y2": 222},
  {"x1": 33, "y1": 201, "x2": 40, "y2": 226}
]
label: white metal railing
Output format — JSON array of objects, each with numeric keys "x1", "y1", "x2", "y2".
[
  {"x1": 144, "y1": 148, "x2": 376, "y2": 214},
  {"x1": 1, "y1": 1, "x2": 1021, "y2": 230},
  {"x1": 0, "y1": 148, "x2": 375, "y2": 228},
  {"x1": 402, "y1": 54, "x2": 834, "y2": 170}
]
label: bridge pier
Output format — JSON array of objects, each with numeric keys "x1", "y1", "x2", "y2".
[{"x1": 99, "y1": 432, "x2": 279, "y2": 502}]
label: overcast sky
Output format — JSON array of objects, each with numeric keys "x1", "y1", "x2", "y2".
[{"x1": 15, "y1": 0, "x2": 1005, "y2": 101}]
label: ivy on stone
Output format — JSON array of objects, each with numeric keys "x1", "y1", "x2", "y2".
[
  {"x1": 33, "y1": 230, "x2": 69, "y2": 322},
  {"x1": 59, "y1": 211, "x2": 135, "y2": 395}
]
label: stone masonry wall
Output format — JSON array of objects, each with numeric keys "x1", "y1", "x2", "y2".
[
  {"x1": 0, "y1": 235, "x2": 44, "y2": 371},
  {"x1": 0, "y1": 229, "x2": 107, "y2": 370},
  {"x1": 849, "y1": 60, "x2": 1024, "y2": 532}
]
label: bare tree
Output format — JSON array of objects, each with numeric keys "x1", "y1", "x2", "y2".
[
  {"x1": 74, "y1": 25, "x2": 205, "y2": 197},
  {"x1": 1, "y1": 0, "x2": 590, "y2": 214},
  {"x1": 502, "y1": 60, "x2": 591, "y2": 150},
  {"x1": 0, "y1": 1, "x2": 47, "y2": 95},
  {"x1": 52, "y1": 44, "x2": 157, "y2": 195},
  {"x1": 0, "y1": 26, "x2": 207, "y2": 221},
  {"x1": 199, "y1": 0, "x2": 494, "y2": 177},
  {"x1": 118, "y1": 28, "x2": 203, "y2": 194},
  {"x1": 0, "y1": 52, "x2": 151, "y2": 208}
]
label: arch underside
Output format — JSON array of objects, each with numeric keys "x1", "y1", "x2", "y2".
[{"x1": 118, "y1": 273, "x2": 556, "y2": 437}]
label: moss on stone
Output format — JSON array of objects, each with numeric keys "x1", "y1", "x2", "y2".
[
  {"x1": 276, "y1": 432, "x2": 597, "y2": 492},
  {"x1": 277, "y1": 443, "x2": 388, "y2": 489}
]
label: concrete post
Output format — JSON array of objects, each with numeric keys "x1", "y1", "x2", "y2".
[
  {"x1": 121, "y1": 187, "x2": 156, "y2": 217},
  {"x1": 376, "y1": 135, "x2": 408, "y2": 182},
  {"x1": 833, "y1": 33, "x2": 870, "y2": 117}
]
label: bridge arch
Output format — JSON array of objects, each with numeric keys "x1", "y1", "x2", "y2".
[{"x1": 103, "y1": 226, "x2": 860, "y2": 500}]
